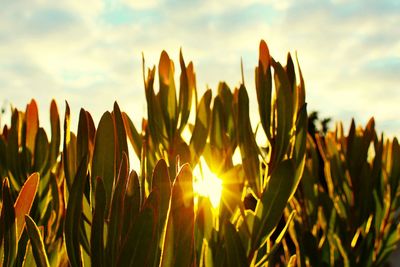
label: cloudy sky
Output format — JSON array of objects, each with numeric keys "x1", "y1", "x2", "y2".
[{"x1": 0, "y1": 0, "x2": 399, "y2": 137}]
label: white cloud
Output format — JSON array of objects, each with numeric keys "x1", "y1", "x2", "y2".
[
  {"x1": 122, "y1": 0, "x2": 160, "y2": 9},
  {"x1": 0, "y1": 0, "x2": 399, "y2": 138}
]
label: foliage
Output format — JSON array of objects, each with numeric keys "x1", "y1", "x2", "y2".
[
  {"x1": 0, "y1": 40, "x2": 398, "y2": 267},
  {"x1": 279, "y1": 119, "x2": 400, "y2": 267}
]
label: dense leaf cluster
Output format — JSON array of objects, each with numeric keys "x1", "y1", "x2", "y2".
[{"x1": 0, "y1": 41, "x2": 398, "y2": 267}]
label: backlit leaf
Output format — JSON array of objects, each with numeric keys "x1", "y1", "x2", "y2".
[
  {"x1": 25, "y1": 215, "x2": 50, "y2": 267},
  {"x1": 160, "y1": 164, "x2": 195, "y2": 267},
  {"x1": 2, "y1": 178, "x2": 17, "y2": 267},
  {"x1": 64, "y1": 156, "x2": 88, "y2": 267},
  {"x1": 92, "y1": 112, "x2": 115, "y2": 212},
  {"x1": 14, "y1": 172, "x2": 40, "y2": 241}
]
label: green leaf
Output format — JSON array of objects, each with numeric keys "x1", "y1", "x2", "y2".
[
  {"x1": 91, "y1": 177, "x2": 106, "y2": 267},
  {"x1": 210, "y1": 96, "x2": 224, "y2": 151},
  {"x1": 145, "y1": 66, "x2": 167, "y2": 148},
  {"x1": 2, "y1": 178, "x2": 17, "y2": 267},
  {"x1": 117, "y1": 204, "x2": 156, "y2": 266},
  {"x1": 272, "y1": 60, "x2": 294, "y2": 165},
  {"x1": 152, "y1": 159, "x2": 171, "y2": 226},
  {"x1": 122, "y1": 171, "x2": 141, "y2": 235},
  {"x1": 22, "y1": 240, "x2": 35, "y2": 267},
  {"x1": 64, "y1": 156, "x2": 88, "y2": 267},
  {"x1": 92, "y1": 111, "x2": 115, "y2": 213},
  {"x1": 122, "y1": 112, "x2": 142, "y2": 158},
  {"x1": 295, "y1": 53, "x2": 306, "y2": 111},
  {"x1": 107, "y1": 153, "x2": 129, "y2": 266},
  {"x1": 33, "y1": 128, "x2": 49, "y2": 173},
  {"x1": 237, "y1": 85, "x2": 260, "y2": 194},
  {"x1": 285, "y1": 53, "x2": 296, "y2": 93},
  {"x1": 159, "y1": 50, "x2": 177, "y2": 139},
  {"x1": 256, "y1": 40, "x2": 272, "y2": 141},
  {"x1": 177, "y1": 49, "x2": 193, "y2": 132},
  {"x1": 390, "y1": 137, "x2": 400, "y2": 199},
  {"x1": 7, "y1": 110, "x2": 22, "y2": 186},
  {"x1": 85, "y1": 110, "x2": 96, "y2": 147},
  {"x1": 48, "y1": 100, "x2": 60, "y2": 170},
  {"x1": 113, "y1": 102, "x2": 129, "y2": 173},
  {"x1": 217, "y1": 82, "x2": 236, "y2": 147},
  {"x1": 160, "y1": 164, "x2": 195, "y2": 267},
  {"x1": 147, "y1": 159, "x2": 172, "y2": 266},
  {"x1": 294, "y1": 104, "x2": 307, "y2": 165},
  {"x1": 24, "y1": 215, "x2": 50, "y2": 267},
  {"x1": 77, "y1": 109, "x2": 89, "y2": 166},
  {"x1": 14, "y1": 172, "x2": 40, "y2": 241},
  {"x1": 259, "y1": 210, "x2": 296, "y2": 264},
  {"x1": 224, "y1": 221, "x2": 248, "y2": 267},
  {"x1": 63, "y1": 101, "x2": 74, "y2": 189},
  {"x1": 190, "y1": 89, "x2": 212, "y2": 164},
  {"x1": 252, "y1": 159, "x2": 296, "y2": 250}
]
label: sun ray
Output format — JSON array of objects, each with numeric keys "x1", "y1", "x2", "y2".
[{"x1": 193, "y1": 157, "x2": 223, "y2": 210}]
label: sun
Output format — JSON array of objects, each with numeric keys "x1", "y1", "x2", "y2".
[{"x1": 193, "y1": 157, "x2": 223, "y2": 209}]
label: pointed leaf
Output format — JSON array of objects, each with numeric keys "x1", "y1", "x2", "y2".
[
  {"x1": 64, "y1": 156, "x2": 88, "y2": 267},
  {"x1": 117, "y1": 205, "x2": 156, "y2": 266},
  {"x1": 25, "y1": 99, "x2": 39, "y2": 154},
  {"x1": 256, "y1": 40, "x2": 272, "y2": 140},
  {"x1": 190, "y1": 89, "x2": 212, "y2": 163},
  {"x1": 91, "y1": 178, "x2": 106, "y2": 267},
  {"x1": 122, "y1": 112, "x2": 142, "y2": 158},
  {"x1": 252, "y1": 159, "x2": 296, "y2": 250},
  {"x1": 237, "y1": 85, "x2": 260, "y2": 194},
  {"x1": 33, "y1": 128, "x2": 49, "y2": 173},
  {"x1": 48, "y1": 100, "x2": 60, "y2": 168},
  {"x1": 123, "y1": 171, "x2": 141, "y2": 235},
  {"x1": 272, "y1": 60, "x2": 294, "y2": 164},
  {"x1": 63, "y1": 102, "x2": 73, "y2": 188},
  {"x1": 25, "y1": 215, "x2": 50, "y2": 267},
  {"x1": 152, "y1": 159, "x2": 171, "y2": 225},
  {"x1": 159, "y1": 50, "x2": 177, "y2": 138},
  {"x1": 77, "y1": 109, "x2": 89, "y2": 165},
  {"x1": 178, "y1": 51, "x2": 194, "y2": 132},
  {"x1": 92, "y1": 112, "x2": 115, "y2": 212},
  {"x1": 14, "y1": 172, "x2": 40, "y2": 241},
  {"x1": 107, "y1": 153, "x2": 129, "y2": 266},
  {"x1": 160, "y1": 164, "x2": 195, "y2": 267},
  {"x1": 294, "y1": 104, "x2": 307, "y2": 165},
  {"x1": 224, "y1": 221, "x2": 248, "y2": 267},
  {"x1": 2, "y1": 178, "x2": 17, "y2": 267},
  {"x1": 113, "y1": 102, "x2": 129, "y2": 173}
]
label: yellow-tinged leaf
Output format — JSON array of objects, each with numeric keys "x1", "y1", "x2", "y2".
[
  {"x1": 159, "y1": 50, "x2": 171, "y2": 84},
  {"x1": 161, "y1": 164, "x2": 195, "y2": 267},
  {"x1": 25, "y1": 215, "x2": 50, "y2": 267},
  {"x1": 288, "y1": 255, "x2": 297, "y2": 267}
]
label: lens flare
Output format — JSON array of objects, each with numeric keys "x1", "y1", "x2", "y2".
[{"x1": 193, "y1": 158, "x2": 223, "y2": 209}]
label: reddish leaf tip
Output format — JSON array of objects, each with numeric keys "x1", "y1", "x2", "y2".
[{"x1": 259, "y1": 40, "x2": 270, "y2": 70}]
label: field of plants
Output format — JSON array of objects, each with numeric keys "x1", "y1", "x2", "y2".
[{"x1": 0, "y1": 40, "x2": 399, "y2": 266}]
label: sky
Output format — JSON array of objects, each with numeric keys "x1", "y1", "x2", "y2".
[{"x1": 0, "y1": 0, "x2": 399, "y2": 137}]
